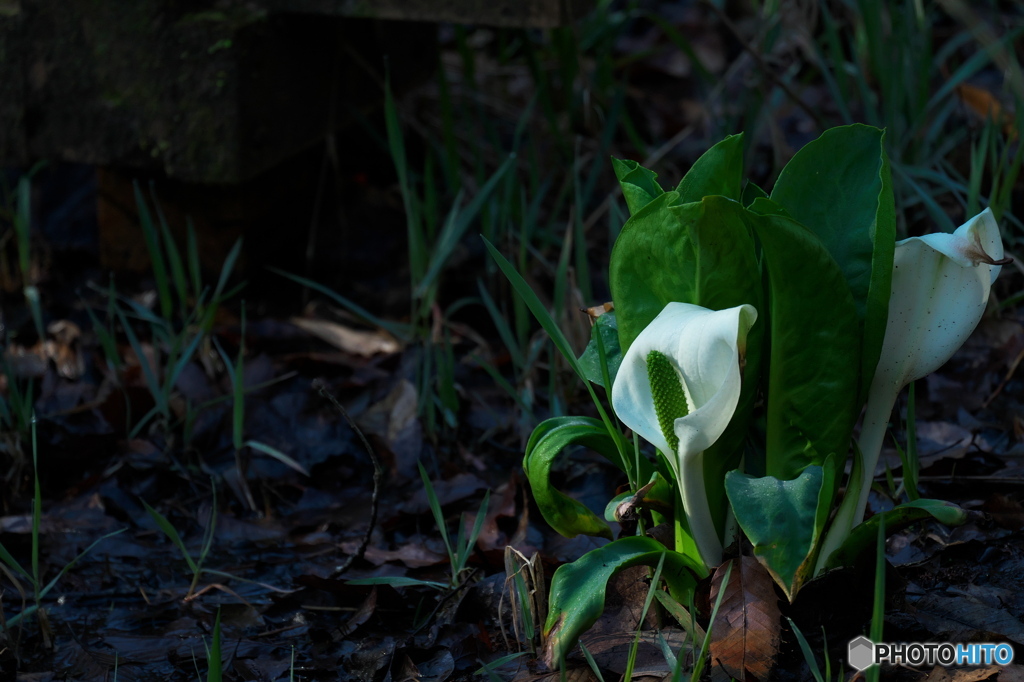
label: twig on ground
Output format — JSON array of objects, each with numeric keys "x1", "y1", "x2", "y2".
[{"x1": 314, "y1": 379, "x2": 384, "y2": 577}]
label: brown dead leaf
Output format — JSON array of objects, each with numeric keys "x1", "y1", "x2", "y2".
[
  {"x1": 358, "y1": 379, "x2": 422, "y2": 478},
  {"x1": 475, "y1": 478, "x2": 518, "y2": 551},
  {"x1": 955, "y1": 82, "x2": 1017, "y2": 138},
  {"x1": 923, "y1": 665, "x2": 999, "y2": 681},
  {"x1": 582, "y1": 302, "x2": 614, "y2": 323},
  {"x1": 45, "y1": 320, "x2": 85, "y2": 379},
  {"x1": 290, "y1": 316, "x2": 399, "y2": 357},
  {"x1": 335, "y1": 587, "x2": 377, "y2": 639},
  {"x1": 995, "y1": 665, "x2": 1024, "y2": 681},
  {"x1": 910, "y1": 591, "x2": 1024, "y2": 645},
  {"x1": 580, "y1": 629, "x2": 691, "y2": 677},
  {"x1": 982, "y1": 494, "x2": 1024, "y2": 530},
  {"x1": 511, "y1": 667, "x2": 596, "y2": 682},
  {"x1": 342, "y1": 537, "x2": 447, "y2": 568},
  {"x1": 708, "y1": 556, "x2": 782, "y2": 682}
]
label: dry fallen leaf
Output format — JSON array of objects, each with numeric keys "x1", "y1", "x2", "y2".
[
  {"x1": 955, "y1": 82, "x2": 1017, "y2": 137},
  {"x1": 709, "y1": 556, "x2": 782, "y2": 682},
  {"x1": 290, "y1": 316, "x2": 400, "y2": 357},
  {"x1": 579, "y1": 629, "x2": 691, "y2": 677},
  {"x1": 993, "y1": 664, "x2": 1024, "y2": 681},
  {"x1": 910, "y1": 591, "x2": 1024, "y2": 645},
  {"x1": 357, "y1": 379, "x2": 422, "y2": 479},
  {"x1": 334, "y1": 586, "x2": 377, "y2": 639},
  {"x1": 582, "y1": 301, "x2": 614, "y2": 323},
  {"x1": 923, "y1": 664, "x2": 999, "y2": 681}
]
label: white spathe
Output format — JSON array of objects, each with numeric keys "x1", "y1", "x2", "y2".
[
  {"x1": 612, "y1": 302, "x2": 757, "y2": 567},
  {"x1": 853, "y1": 208, "x2": 1006, "y2": 526}
]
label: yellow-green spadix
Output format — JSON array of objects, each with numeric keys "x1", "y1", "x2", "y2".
[{"x1": 611, "y1": 302, "x2": 757, "y2": 567}]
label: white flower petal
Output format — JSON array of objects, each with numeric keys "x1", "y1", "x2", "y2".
[
  {"x1": 878, "y1": 208, "x2": 1004, "y2": 396},
  {"x1": 612, "y1": 302, "x2": 756, "y2": 566},
  {"x1": 848, "y1": 208, "x2": 1005, "y2": 529}
]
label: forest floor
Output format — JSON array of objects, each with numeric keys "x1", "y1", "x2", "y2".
[{"x1": 2, "y1": 2, "x2": 1024, "y2": 681}]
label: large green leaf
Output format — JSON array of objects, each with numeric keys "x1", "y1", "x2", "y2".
[
  {"x1": 542, "y1": 537, "x2": 703, "y2": 667},
  {"x1": 672, "y1": 197, "x2": 765, "y2": 537},
  {"x1": 726, "y1": 465, "x2": 831, "y2": 601},
  {"x1": 769, "y1": 124, "x2": 896, "y2": 401},
  {"x1": 741, "y1": 180, "x2": 768, "y2": 207},
  {"x1": 609, "y1": 196, "x2": 764, "y2": 536},
  {"x1": 523, "y1": 417, "x2": 636, "y2": 539},
  {"x1": 609, "y1": 195, "x2": 762, "y2": 352},
  {"x1": 612, "y1": 158, "x2": 666, "y2": 215},
  {"x1": 675, "y1": 133, "x2": 745, "y2": 203},
  {"x1": 578, "y1": 312, "x2": 622, "y2": 389},
  {"x1": 822, "y1": 499, "x2": 968, "y2": 572},
  {"x1": 747, "y1": 202, "x2": 860, "y2": 481},
  {"x1": 608, "y1": 191, "x2": 691, "y2": 352}
]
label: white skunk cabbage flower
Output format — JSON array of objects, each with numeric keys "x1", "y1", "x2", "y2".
[
  {"x1": 853, "y1": 207, "x2": 1008, "y2": 524},
  {"x1": 612, "y1": 302, "x2": 757, "y2": 567}
]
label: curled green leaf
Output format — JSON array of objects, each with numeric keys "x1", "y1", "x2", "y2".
[
  {"x1": 542, "y1": 536, "x2": 702, "y2": 668},
  {"x1": 823, "y1": 499, "x2": 968, "y2": 572},
  {"x1": 524, "y1": 417, "x2": 635, "y2": 539}
]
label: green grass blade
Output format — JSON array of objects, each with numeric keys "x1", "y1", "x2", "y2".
[
  {"x1": 267, "y1": 267, "x2": 409, "y2": 340},
  {"x1": 477, "y1": 281, "x2": 524, "y2": 368},
  {"x1": 165, "y1": 330, "x2": 204, "y2": 400},
  {"x1": 233, "y1": 307, "x2": 246, "y2": 451},
  {"x1": 481, "y1": 237, "x2": 580, "y2": 384},
  {"x1": 15, "y1": 176, "x2": 31, "y2": 279},
  {"x1": 212, "y1": 238, "x2": 243, "y2": 303},
  {"x1": 152, "y1": 189, "x2": 189, "y2": 320},
  {"x1": 787, "y1": 617, "x2": 825, "y2": 682},
  {"x1": 866, "y1": 516, "x2": 886, "y2": 682},
  {"x1": 482, "y1": 237, "x2": 625, "y2": 457},
  {"x1": 460, "y1": 490, "x2": 490, "y2": 574},
  {"x1": 903, "y1": 381, "x2": 920, "y2": 501},
  {"x1": 345, "y1": 576, "x2": 448, "y2": 590},
  {"x1": 653, "y1": 589, "x2": 705, "y2": 642},
  {"x1": 691, "y1": 559, "x2": 732, "y2": 681},
  {"x1": 580, "y1": 642, "x2": 606, "y2": 682},
  {"x1": 117, "y1": 311, "x2": 164, "y2": 417},
  {"x1": 143, "y1": 500, "x2": 199, "y2": 574},
  {"x1": 654, "y1": 629, "x2": 679, "y2": 675},
  {"x1": 922, "y1": 27, "x2": 1023, "y2": 126},
  {"x1": 207, "y1": 608, "x2": 222, "y2": 682},
  {"x1": 244, "y1": 440, "x2": 310, "y2": 477},
  {"x1": 414, "y1": 155, "x2": 516, "y2": 300},
  {"x1": 85, "y1": 306, "x2": 122, "y2": 371},
  {"x1": 474, "y1": 652, "x2": 529, "y2": 678},
  {"x1": 187, "y1": 221, "x2": 202, "y2": 299},
  {"x1": 133, "y1": 182, "x2": 172, "y2": 320},
  {"x1": 31, "y1": 415, "x2": 41, "y2": 592},
  {"x1": 467, "y1": 353, "x2": 534, "y2": 417},
  {"x1": 384, "y1": 78, "x2": 425, "y2": 286},
  {"x1": 0, "y1": 541, "x2": 29, "y2": 581},
  {"x1": 417, "y1": 461, "x2": 455, "y2": 567},
  {"x1": 623, "y1": 552, "x2": 666, "y2": 681},
  {"x1": 198, "y1": 483, "x2": 218, "y2": 570},
  {"x1": 4, "y1": 525, "x2": 127, "y2": 628},
  {"x1": 35, "y1": 527, "x2": 128, "y2": 604}
]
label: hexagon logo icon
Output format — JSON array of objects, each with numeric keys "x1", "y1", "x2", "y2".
[{"x1": 848, "y1": 636, "x2": 875, "y2": 671}]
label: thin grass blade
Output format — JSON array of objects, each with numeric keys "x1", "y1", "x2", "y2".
[
  {"x1": 143, "y1": 501, "x2": 199, "y2": 574},
  {"x1": 244, "y1": 440, "x2": 310, "y2": 477}
]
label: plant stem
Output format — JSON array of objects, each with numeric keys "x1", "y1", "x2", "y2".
[
  {"x1": 854, "y1": 384, "x2": 897, "y2": 526},
  {"x1": 816, "y1": 385, "x2": 895, "y2": 574}
]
